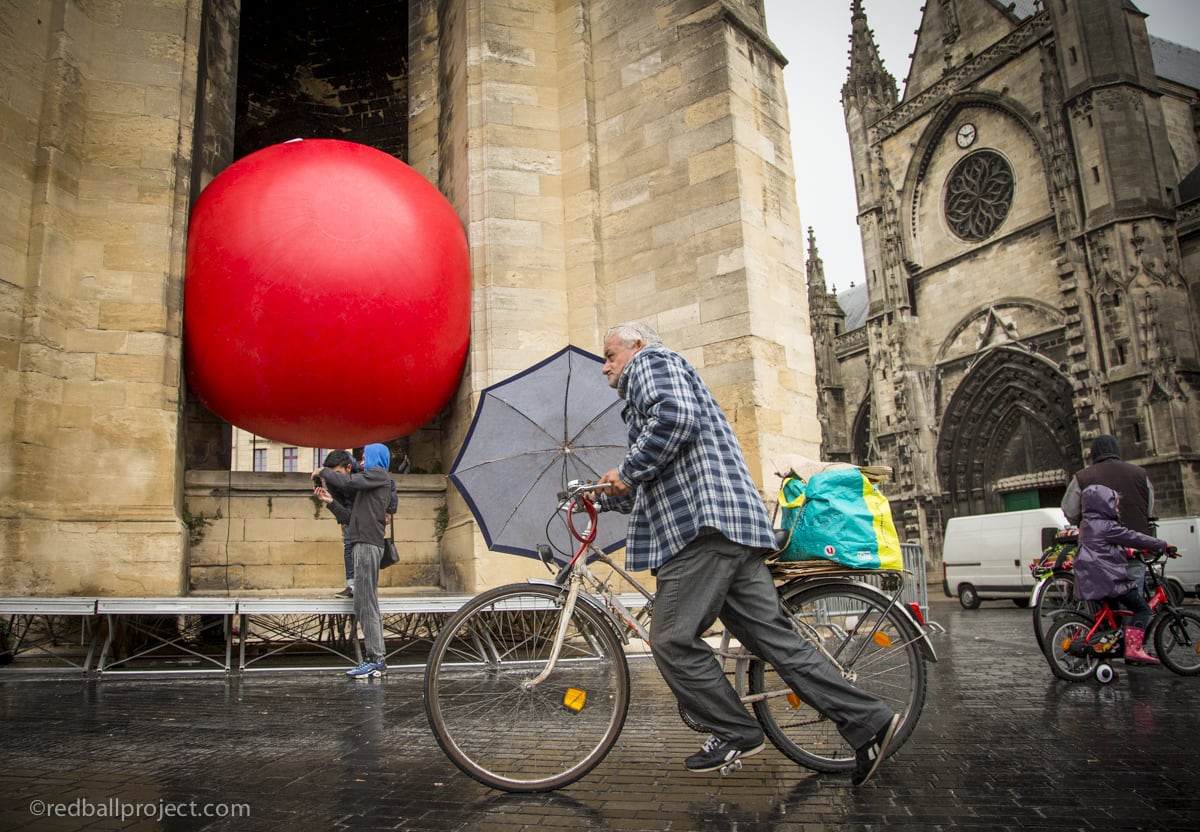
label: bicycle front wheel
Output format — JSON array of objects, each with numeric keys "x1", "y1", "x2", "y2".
[
  {"x1": 423, "y1": 583, "x2": 630, "y2": 792},
  {"x1": 1042, "y1": 611, "x2": 1098, "y2": 682},
  {"x1": 1154, "y1": 608, "x2": 1200, "y2": 675},
  {"x1": 748, "y1": 581, "x2": 927, "y2": 772}
]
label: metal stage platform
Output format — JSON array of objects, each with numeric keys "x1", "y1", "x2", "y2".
[{"x1": 0, "y1": 592, "x2": 647, "y2": 676}]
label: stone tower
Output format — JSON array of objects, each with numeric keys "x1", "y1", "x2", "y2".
[
  {"x1": 1046, "y1": 0, "x2": 1197, "y2": 467},
  {"x1": 806, "y1": 228, "x2": 849, "y2": 462}
]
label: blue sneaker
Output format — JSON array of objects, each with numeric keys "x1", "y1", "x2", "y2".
[{"x1": 346, "y1": 661, "x2": 385, "y2": 679}]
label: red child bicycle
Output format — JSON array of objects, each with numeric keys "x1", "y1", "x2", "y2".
[{"x1": 1042, "y1": 549, "x2": 1200, "y2": 684}]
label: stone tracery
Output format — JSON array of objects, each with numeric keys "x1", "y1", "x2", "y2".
[{"x1": 944, "y1": 150, "x2": 1015, "y2": 241}]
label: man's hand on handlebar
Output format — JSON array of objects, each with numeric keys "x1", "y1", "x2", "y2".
[
  {"x1": 1166, "y1": 544, "x2": 1180, "y2": 558},
  {"x1": 589, "y1": 469, "x2": 629, "y2": 501},
  {"x1": 597, "y1": 469, "x2": 630, "y2": 499}
]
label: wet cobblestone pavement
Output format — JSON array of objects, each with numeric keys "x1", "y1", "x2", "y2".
[{"x1": 2, "y1": 597, "x2": 1198, "y2": 831}]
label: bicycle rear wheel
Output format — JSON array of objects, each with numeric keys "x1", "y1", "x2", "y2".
[
  {"x1": 1042, "y1": 611, "x2": 1099, "y2": 682},
  {"x1": 1153, "y1": 608, "x2": 1200, "y2": 675},
  {"x1": 423, "y1": 583, "x2": 630, "y2": 792},
  {"x1": 747, "y1": 581, "x2": 927, "y2": 772},
  {"x1": 1031, "y1": 572, "x2": 1083, "y2": 652}
]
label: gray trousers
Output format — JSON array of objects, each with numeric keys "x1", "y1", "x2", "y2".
[
  {"x1": 352, "y1": 543, "x2": 385, "y2": 663},
  {"x1": 649, "y1": 533, "x2": 893, "y2": 750}
]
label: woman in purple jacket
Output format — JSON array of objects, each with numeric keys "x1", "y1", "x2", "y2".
[{"x1": 1074, "y1": 484, "x2": 1171, "y2": 665}]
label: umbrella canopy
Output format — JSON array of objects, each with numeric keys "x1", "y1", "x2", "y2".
[{"x1": 449, "y1": 345, "x2": 629, "y2": 558}]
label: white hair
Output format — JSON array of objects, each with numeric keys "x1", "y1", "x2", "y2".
[{"x1": 606, "y1": 320, "x2": 662, "y2": 348}]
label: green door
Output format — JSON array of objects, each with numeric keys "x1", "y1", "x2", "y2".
[{"x1": 1003, "y1": 490, "x2": 1040, "y2": 512}]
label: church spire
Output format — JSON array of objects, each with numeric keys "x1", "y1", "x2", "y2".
[
  {"x1": 842, "y1": 0, "x2": 898, "y2": 119},
  {"x1": 806, "y1": 226, "x2": 827, "y2": 301},
  {"x1": 807, "y1": 227, "x2": 843, "y2": 321}
]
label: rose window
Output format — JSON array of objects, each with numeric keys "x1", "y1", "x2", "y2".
[{"x1": 944, "y1": 150, "x2": 1014, "y2": 242}]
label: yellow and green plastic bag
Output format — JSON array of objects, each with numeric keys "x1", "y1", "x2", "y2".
[{"x1": 777, "y1": 468, "x2": 902, "y2": 570}]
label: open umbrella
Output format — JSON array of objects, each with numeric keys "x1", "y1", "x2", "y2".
[{"x1": 449, "y1": 345, "x2": 629, "y2": 558}]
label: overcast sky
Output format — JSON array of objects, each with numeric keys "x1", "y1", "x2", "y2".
[{"x1": 763, "y1": 0, "x2": 1200, "y2": 292}]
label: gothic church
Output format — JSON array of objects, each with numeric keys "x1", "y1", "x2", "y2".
[{"x1": 810, "y1": 0, "x2": 1200, "y2": 560}]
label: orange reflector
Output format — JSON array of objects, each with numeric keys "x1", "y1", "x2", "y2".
[
  {"x1": 1060, "y1": 636, "x2": 1073, "y2": 652},
  {"x1": 787, "y1": 693, "x2": 801, "y2": 709},
  {"x1": 563, "y1": 688, "x2": 587, "y2": 712},
  {"x1": 872, "y1": 631, "x2": 893, "y2": 648}
]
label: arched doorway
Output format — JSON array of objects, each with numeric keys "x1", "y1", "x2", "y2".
[{"x1": 937, "y1": 348, "x2": 1081, "y2": 517}]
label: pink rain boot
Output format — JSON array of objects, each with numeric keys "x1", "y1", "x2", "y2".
[{"x1": 1123, "y1": 627, "x2": 1159, "y2": 665}]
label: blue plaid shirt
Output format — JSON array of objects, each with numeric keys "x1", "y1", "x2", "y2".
[{"x1": 599, "y1": 344, "x2": 776, "y2": 571}]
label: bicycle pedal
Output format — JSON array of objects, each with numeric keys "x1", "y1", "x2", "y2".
[{"x1": 718, "y1": 759, "x2": 743, "y2": 776}]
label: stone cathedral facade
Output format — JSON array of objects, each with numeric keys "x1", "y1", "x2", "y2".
[
  {"x1": 810, "y1": 0, "x2": 1200, "y2": 560},
  {"x1": 1, "y1": 0, "x2": 820, "y2": 595}
]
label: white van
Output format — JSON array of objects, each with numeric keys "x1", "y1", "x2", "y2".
[
  {"x1": 942, "y1": 508, "x2": 1069, "y2": 609},
  {"x1": 1153, "y1": 517, "x2": 1200, "y2": 597}
]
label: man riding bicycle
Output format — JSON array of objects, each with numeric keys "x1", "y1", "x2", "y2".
[{"x1": 593, "y1": 321, "x2": 900, "y2": 785}]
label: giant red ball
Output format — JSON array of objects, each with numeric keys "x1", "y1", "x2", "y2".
[{"x1": 184, "y1": 139, "x2": 470, "y2": 448}]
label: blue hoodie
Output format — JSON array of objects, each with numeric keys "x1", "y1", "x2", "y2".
[{"x1": 363, "y1": 443, "x2": 390, "y2": 471}]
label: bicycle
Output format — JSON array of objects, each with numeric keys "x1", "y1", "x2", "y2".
[
  {"x1": 423, "y1": 480, "x2": 936, "y2": 792},
  {"x1": 1031, "y1": 531, "x2": 1185, "y2": 654},
  {"x1": 1042, "y1": 549, "x2": 1200, "y2": 684}
]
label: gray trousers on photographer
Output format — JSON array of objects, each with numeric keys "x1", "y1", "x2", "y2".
[
  {"x1": 649, "y1": 532, "x2": 894, "y2": 750},
  {"x1": 352, "y1": 543, "x2": 385, "y2": 663}
]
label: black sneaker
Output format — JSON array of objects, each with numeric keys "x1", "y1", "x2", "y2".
[
  {"x1": 335, "y1": 587, "x2": 353, "y2": 599},
  {"x1": 685, "y1": 735, "x2": 765, "y2": 772},
  {"x1": 852, "y1": 713, "x2": 901, "y2": 786}
]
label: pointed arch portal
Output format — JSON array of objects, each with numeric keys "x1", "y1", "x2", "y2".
[{"x1": 937, "y1": 348, "x2": 1081, "y2": 516}]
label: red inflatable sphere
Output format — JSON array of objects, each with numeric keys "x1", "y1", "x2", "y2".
[{"x1": 184, "y1": 139, "x2": 470, "y2": 448}]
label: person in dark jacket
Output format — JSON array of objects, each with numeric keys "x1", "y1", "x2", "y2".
[
  {"x1": 1073, "y1": 484, "x2": 1171, "y2": 665},
  {"x1": 315, "y1": 449, "x2": 398, "y2": 599},
  {"x1": 1062, "y1": 434, "x2": 1154, "y2": 533},
  {"x1": 314, "y1": 443, "x2": 394, "y2": 678}
]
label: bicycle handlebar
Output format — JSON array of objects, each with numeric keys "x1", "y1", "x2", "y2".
[
  {"x1": 1130, "y1": 545, "x2": 1178, "y2": 563},
  {"x1": 557, "y1": 480, "x2": 614, "y2": 548},
  {"x1": 557, "y1": 479, "x2": 611, "y2": 503}
]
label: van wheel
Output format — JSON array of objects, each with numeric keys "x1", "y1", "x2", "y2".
[
  {"x1": 1012, "y1": 598, "x2": 1030, "y2": 608},
  {"x1": 958, "y1": 584, "x2": 981, "y2": 609}
]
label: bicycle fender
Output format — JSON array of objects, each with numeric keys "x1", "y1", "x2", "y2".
[
  {"x1": 525, "y1": 578, "x2": 631, "y2": 644},
  {"x1": 781, "y1": 576, "x2": 938, "y2": 663},
  {"x1": 1030, "y1": 572, "x2": 1069, "y2": 607},
  {"x1": 1030, "y1": 576, "x2": 1051, "y2": 608}
]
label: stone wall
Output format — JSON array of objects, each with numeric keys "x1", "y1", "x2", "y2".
[
  {"x1": 185, "y1": 472, "x2": 447, "y2": 593},
  {"x1": 431, "y1": 0, "x2": 819, "y2": 592},
  {"x1": 0, "y1": 0, "x2": 203, "y2": 596}
]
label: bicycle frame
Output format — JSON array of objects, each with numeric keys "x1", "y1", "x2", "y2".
[
  {"x1": 1077, "y1": 554, "x2": 1174, "y2": 646},
  {"x1": 527, "y1": 483, "x2": 934, "y2": 688}
]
